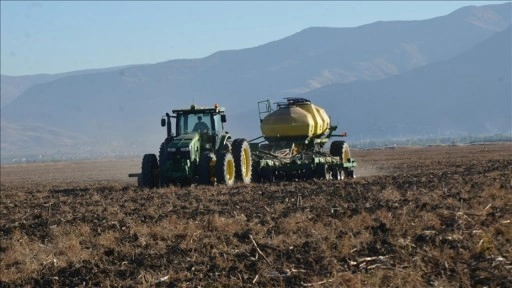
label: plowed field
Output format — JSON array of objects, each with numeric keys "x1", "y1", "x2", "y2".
[{"x1": 1, "y1": 143, "x2": 511, "y2": 287}]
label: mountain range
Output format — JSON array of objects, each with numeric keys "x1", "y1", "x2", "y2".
[
  {"x1": 1, "y1": 3, "x2": 511, "y2": 160},
  {"x1": 306, "y1": 25, "x2": 511, "y2": 139}
]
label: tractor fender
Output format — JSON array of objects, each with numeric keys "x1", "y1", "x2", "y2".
[{"x1": 218, "y1": 133, "x2": 232, "y2": 153}]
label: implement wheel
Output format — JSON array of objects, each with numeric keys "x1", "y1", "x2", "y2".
[
  {"x1": 332, "y1": 167, "x2": 344, "y2": 180},
  {"x1": 232, "y1": 138, "x2": 252, "y2": 184},
  {"x1": 315, "y1": 163, "x2": 332, "y2": 180},
  {"x1": 331, "y1": 141, "x2": 351, "y2": 163},
  {"x1": 301, "y1": 164, "x2": 314, "y2": 180},
  {"x1": 141, "y1": 154, "x2": 159, "y2": 188},
  {"x1": 261, "y1": 166, "x2": 274, "y2": 183},
  {"x1": 215, "y1": 151, "x2": 235, "y2": 186}
]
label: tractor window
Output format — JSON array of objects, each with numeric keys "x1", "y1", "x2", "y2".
[
  {"x1": 213, "y1": 114, "x2": 222, "y2": 133},
  {"x1": 176, "y1": 112, "x2": 216, "y2": 135},
  {"x1": 191, "y1": 113, "x2": 211, "y2": 133},
  {"x1": 176, "y1": 113, "x2": 187, "y2": 135}
]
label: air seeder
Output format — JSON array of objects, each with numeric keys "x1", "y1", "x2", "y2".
[{"x1": 249, "y1": 97, "x2": 357, "y2": 182}]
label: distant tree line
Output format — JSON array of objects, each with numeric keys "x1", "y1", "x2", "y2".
[{"x1": 350, "y1": 133, "x2": 512, "y2": 149}]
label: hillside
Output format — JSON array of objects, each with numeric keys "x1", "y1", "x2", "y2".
[
  {"x1": 1, "y1": 3, "x2": 510, "y2": 158},
  {"x1": 303, "y1": 26, "x2": 512, "y2": 139},
  {"x1": 0, "y1": 65, "x2": 137, "y2": 108}
]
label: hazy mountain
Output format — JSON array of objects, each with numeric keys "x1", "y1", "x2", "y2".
[
  {"x1": 0, "y1": 65, "x2": 138, "y2": 108},
  {"x1": 303, "y1": 25, "x2": 512, "y2": 139},
  {"x1": 1, "y1": 3, "x2": 510, "y2": 158}
]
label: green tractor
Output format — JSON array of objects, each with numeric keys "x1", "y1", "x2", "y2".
[{"x1": 133, "y1": 103, "x2": 252, "y2": 188}]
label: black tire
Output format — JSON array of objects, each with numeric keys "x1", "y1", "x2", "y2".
[
  {"x1": 159, "y1": 139, "x2": 172, "y2": 186},
  {"x1": 251, "y1": 165, "x2": 261, "y2": 183},
  {"x1": 141, "y1": 154, "x2": 159, "y2": 188},
  {"x1": 198, "y1": 152, "x2": 216, "y2": 185},
  {"x1": 332, "y1": 141, "x2": 351, "y2": 163},
  {"x1": 315, "y1": 163, "x2": 332, "y2": 180},
  {"x1": 232, "y1": 138, "x2": 252, "y2": 184},
  {"x1": 332, "y1": 167, "x2": 345, "y2": 180},
  {"x1": 340, "y1": 168, "x2": 346, "y2": 180},
  {"x1": 260, "y1": 166, "x2": 274, "y2": 183},
  {"x1": 301, "y1": 164, "x2": 314, "y2": 180},
  {"x1": 215, "y1": 152, "x2": 235, "y2": 186},
  {"x1": 329, "y1": 141, "x2": 345, "y2": 157}
]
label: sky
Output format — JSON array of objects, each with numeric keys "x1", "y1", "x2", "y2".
[{"x1": 1, "y1": 1, "x2": 509, "y2": 76}]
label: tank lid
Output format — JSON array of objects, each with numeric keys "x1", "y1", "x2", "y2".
[{"x1": 276, "y1": 97, "x2": 312, "y2": 108}]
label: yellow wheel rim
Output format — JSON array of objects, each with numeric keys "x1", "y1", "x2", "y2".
[
  {"x1": 343, "y1": 144, "x2": 351, "y2": 163},
  {"x1": 242, "y1": 147, "x2": 251, "y2": 178},
  {"x1": 226, "y1": 158, "x2": 235, "y2": 181}
]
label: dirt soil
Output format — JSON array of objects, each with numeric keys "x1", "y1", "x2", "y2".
[{"x1": 1, "y1": 143, "x2": 511, "y2": 287}]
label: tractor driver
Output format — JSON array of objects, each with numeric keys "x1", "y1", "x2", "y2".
[{"x1": 192, "y1": 116, "x2": 210, "y2": 133}]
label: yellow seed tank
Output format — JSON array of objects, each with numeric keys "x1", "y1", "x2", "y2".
[{"x1": 260, "y1": 98, "x2": 331, "y2": 139}]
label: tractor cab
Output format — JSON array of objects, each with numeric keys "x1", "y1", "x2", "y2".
[
  {"x1": 174, "y1": 104, "x2": 225, "y2": 133},
  {"x1": 162, "y1": 104, "x2": 228, "y2": 153}
]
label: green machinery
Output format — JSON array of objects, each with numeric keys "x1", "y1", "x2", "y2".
[
  {"x1": 131, "y1": 103, "x2": 252, "y2": 187},
  {"x1": 130, "y1": 98, "x2": 356, "y2": 187},
  {"x1": 249, "y1": 97, "x2": 357, "y2": 182}
]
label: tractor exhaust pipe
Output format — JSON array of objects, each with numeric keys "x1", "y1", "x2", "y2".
[{"x1": 161, "y1": 112, "x2": 173, "y2": 137}]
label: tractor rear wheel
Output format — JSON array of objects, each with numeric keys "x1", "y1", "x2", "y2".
[
  {"x1": 215, "y1": 152, "x2": 235, "y2": 186},
  {"x1": 198, "y1": 152, "x2": 216, "y2": 185},
  {"x1": 232, "y1": 138, "x2": 252, "y2": 184},
  {"x1": 141, "y1": 154, "x2": 159, "y2": 188}
]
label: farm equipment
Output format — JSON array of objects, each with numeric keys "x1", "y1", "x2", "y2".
[
  {"x1": 249, "y1": 97, "x2": 357, "y2": 182},
  {"x1": 130, "y1": 98, "x2": 356, "y2": 187},
  {"x1": 130, "y1": 103, "x2": 252, "y2": 187}
]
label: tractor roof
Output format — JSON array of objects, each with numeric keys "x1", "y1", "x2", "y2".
[{"x1": 172, "y1": 104, "x2": 225, "y2": 114}]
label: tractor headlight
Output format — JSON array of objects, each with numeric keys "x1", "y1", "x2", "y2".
[
  {"x1": 181, "y1": 147, "x2": 190, "y2": 152},
  {"x1": 168, "y1": 148, "x2": 176, "y2": 152}
]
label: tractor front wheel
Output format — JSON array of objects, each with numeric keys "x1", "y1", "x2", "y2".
[
  {"x1": 215, "y1": 152, "x2": 235, "y2": 186},
  {"x1": 198, "y1": 152, "x2": 216, "y2": 185}
]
